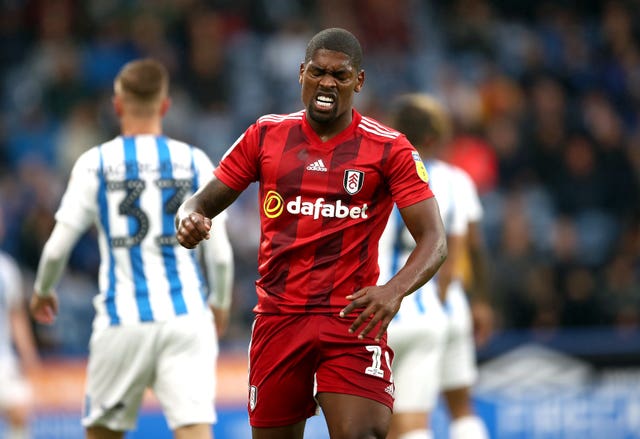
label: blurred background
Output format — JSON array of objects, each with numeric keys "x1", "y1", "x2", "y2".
[{"x1": 1, "y1": 0, "x2": 640, "y2": 437}]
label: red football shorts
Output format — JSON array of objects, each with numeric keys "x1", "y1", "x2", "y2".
[{"x1": 247, "y1": 313, "x2": 395, "y2": 428}]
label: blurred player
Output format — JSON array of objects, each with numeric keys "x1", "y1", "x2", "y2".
[
  {"x1": 176, "y1": 28, "x2": 447, "y2": 439},
  {"x1": 380, "y1": 94, "x2": 492, "y2": 439},
  {"x1": 30, "y1": 58, "x2": 234, "y2": 439},
  {"x1": 0, "y1": 243, "x2": 40, "y2": 439}
]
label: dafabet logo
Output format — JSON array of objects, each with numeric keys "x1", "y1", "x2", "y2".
[
  {"x1": 262, "y1": 191, "x2": 369, "y2": 220},
  {"x1": 263, "y1": 190, "x2": 284, "y2": 218}
]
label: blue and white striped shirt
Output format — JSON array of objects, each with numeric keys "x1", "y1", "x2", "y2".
[
  {"x1": 55, "y1": 135, "x2": 221, "y2": 330},
  {"x1": 379, "y1": 159, "x2": 482, "y2": 320}
]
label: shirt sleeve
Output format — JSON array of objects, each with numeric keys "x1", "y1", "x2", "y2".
[
  {"x1": 385, "y1": 136, "x2": 434, "y2": 209},
  {"x1": 456, "y1": 167, "x2": 484, "y2": 223},
  {"x1": 214, "y1": 122, "x2": 262, "y2": 192},
  {"x1": 447, "y1": 192, "x2": 468, "y2": 238},
  {"x1": 0, "y1": 254, "x2": 23, "y2": 309},
  {"x1": 54, "y1": 147, "x2": 100, "y2": 232},
  {"x1": 193, "y1": 147, "x2": 227, "y2": 222},
  {"x1": 33, "y1": 222, "x2": 84, "y2": 296},
  {"x1": 200, "y1": 216, "x2": 234, "y2": 310},
  {"x1": 193, "y1": 146, "x2": 215, "y2": 184}
]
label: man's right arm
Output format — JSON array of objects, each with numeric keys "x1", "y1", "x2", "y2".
[
  {"x1": 31, "y1": 222, "x2": 83, "y2": 324},
  {"x1": 175, "y1": 176, "x2": 242, "y2": 249}
]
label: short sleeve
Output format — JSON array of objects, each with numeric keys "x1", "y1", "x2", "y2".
[
  {"x1": 0, "y1": 253, "x2": 23, "y2": 309},
  {"x1": 214, "y1": 123, "x2": 262, "y2": 192},
  {"x1": 385, "y1": 136, "x2": 434, "y2": 209},
  {"x1": 456, "y1": 167, "x2": 483, "y2": 223},
  {"x1": 192, "y1": 147, "x2": 215, "y2": 186}
]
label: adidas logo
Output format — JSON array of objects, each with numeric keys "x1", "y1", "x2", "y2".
[
  {"x1": 306, "y1": 159, "x2": 327, "y2": 172},
  {"x1": 384, "y1": 383, "x2": 395, "y2": 396}
]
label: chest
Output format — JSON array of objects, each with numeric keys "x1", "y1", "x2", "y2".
[{"x1": 259, "y1": 138, "x2": 387, "y2": 204}]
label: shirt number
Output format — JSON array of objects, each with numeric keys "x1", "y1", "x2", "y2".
[
  {"x1": 365, "y1": 345, "x2": 385, "y2": 378},
  {"x1": 107, "y1": 178, "x2": 191, "y2": 247}
]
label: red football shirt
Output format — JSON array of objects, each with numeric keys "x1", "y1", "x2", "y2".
[{"x1": 215, "y1": 109, "x2": 433, "y2": 315}]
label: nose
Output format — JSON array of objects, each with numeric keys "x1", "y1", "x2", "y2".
[{"x1": 318, "y1": 73, "x2": 337, "y2": 88}]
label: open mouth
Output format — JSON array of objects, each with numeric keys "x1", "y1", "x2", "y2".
[{"x1": 314, "y1": 94, "x2": 335, "y2": 111}]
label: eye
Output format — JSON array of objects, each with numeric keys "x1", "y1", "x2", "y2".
[{"x1": 308, "y1": 67, "x2": 324, "y2": 77}]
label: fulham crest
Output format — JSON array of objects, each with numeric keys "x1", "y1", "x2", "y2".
[{"x1": 343, "y1": 169, "x2": 364, "y2": 195}]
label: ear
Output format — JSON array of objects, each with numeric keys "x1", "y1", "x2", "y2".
[
  {"x1": 160, "y1": 97, "x2": 171, "y2": 116},
  {"x1": 299, "y1": 62, "x2": 305, "y2": 84},
  {"x1": 113, "y1": 95, "x2": 123, "y2": 117},
  {"x1": 354, "y1": 70, "x2": 365, "y2": 93}
]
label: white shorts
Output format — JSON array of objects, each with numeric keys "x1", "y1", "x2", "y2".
[
  {"x1": 441, "y1": 282, "x2": 478, "y2": 391},
  {"x1": 0, "y1": 358, "x2": 31, "y2": 410},
  {"x1": 387, "y1": 285, "x2": 448, "y2": 413},
  {"x1": 387, "y1": 281, "x2": 478, "y2": 413},
  {"x1": 82, "y1": 312, "x2": 218, "y2": 431}
]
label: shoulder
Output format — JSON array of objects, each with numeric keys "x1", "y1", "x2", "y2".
[
  {"x1": 71, "y1": 145, "x2": 102, "y2": 173},
  {"x1": 431, "y1": 159, "x2": 457, "y2": 176},
  {"x1": 165, "y1": 136, "x2": 192, "y2": 149},
  {"x1": 165, "y1": 137, "x2": 204, "y2": 156},
  {"x1": 356, "y1": 115, "x2": 403, "y2": 143},
  {"x1": 256, "y1": 110, "x2": 305, "y2": 127},
  {"x1": 450, "y1": 163, "x2": 478, "y2": 190}
]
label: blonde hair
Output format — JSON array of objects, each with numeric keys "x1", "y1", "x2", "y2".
[{"x1": 389, "y1": 93, "x2": 452, "y2": 148}]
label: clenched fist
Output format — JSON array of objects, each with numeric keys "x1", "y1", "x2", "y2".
[{"x1": 176, "y1": 212, "x2": 212, "y2": 249}]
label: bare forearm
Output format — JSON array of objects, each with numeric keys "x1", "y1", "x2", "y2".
[
  {"x1": 386, "y1": 231, "x2": 447, "y2": 298},
  {"x1": 176, "y1": 178, "x2": 240, "y2": 226},
  {"x1": 386, "y1": 197, "x2": 448, "y2": 298},
  {"x1": 10, "y1": 310, "x2": 40, "y2": 368},
  {"x1": 467, "y1": 221, "x2": 491, "y2": 301}
]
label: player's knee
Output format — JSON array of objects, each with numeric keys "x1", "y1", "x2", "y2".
[
  {"x1": 444, "y1": 387, "x2": 475, "y2": 418},
  {"x1": 6, "y1": 404, "x2": 29, "y2": 427},
  {"x1": 450, "y1": 415, "x2": 489, "y2": 439}
]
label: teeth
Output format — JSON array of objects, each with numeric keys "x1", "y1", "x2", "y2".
[{"x1": 316, "y1": 96, "x2": 334, "y2": 109}]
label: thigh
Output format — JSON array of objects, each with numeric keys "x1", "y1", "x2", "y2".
[
  {"x1": 248, "y1": 315, "x2": 319, "y2": 428},
  {"x1": 82, "y1": 325, "x2": 155, "y2": 431},
  {"x1": 318, "y1": 393, "x2": 391, "y2": 439},
  {"x1": 153, "y1": 313, "x2": 217, "y2": 430},
  {"x1": 316, "y1": 316, "x2": 395, "y2": 410}
]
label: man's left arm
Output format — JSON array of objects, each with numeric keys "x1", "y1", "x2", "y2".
[
  {"x1": 467, "y1": 220, "x2": 495, "y2": 348},
  {"x1": 341, "y1": 197, "x2": 447, "y2": 340}
]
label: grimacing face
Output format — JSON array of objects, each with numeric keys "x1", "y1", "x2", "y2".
[{"x1": 299, "y1": 49, "x2": 364, "y2": 126}]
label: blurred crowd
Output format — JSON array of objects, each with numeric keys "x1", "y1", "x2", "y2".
[{"x1": 1, "y1": 0, "x2": 639, "y2": 354}]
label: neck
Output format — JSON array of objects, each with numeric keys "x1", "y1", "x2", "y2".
[
  {"x1": 120, "y1": 116, "x2": 163, "y2": 136},
  {"x1": 307, "y1": 111, "x2": 353, "y2": 142}
]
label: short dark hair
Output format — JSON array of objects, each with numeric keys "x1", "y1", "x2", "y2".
[
  {"x1": 305, "y1": 28, "x2": 363, "y2": 70},
  {"x1": 114, "y1": 58, "x2": 169, "y2": 103}
]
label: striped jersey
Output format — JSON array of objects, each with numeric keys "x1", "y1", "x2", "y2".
[
  {"x1": 379, "y1": 159, "x2": 483, "y2": 320},
  {"x1": 0, "y1": 251, "x2": 22, "y2": 363},
  {"x1": 214, "y1": 109, "x2": 433, "y2": 315},
  {"x1": 55, "y1": 135, "x2": 220, "y2": 330}
]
